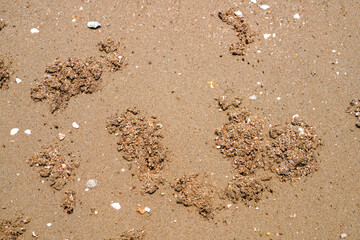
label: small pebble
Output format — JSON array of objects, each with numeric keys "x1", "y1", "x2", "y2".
[
  {"x1": 30, "y1": 28, "x2": 39, "y2": 33},
  {"x1": 47, "y1": 223, "x2": 52, "y2": 227},
  {"x1": 264, "y1": 34, "x2": 271, "y2": 39},
  {"x1": 293, "y1": 13, "x2": 300, "y2": 19},
  {"x1": 292, "y1": 114, "x2": 299, "y2": 119},
  {"x1": 340, "y1": 233, "x2": 347, "y2": 239},
  {"x1": 136, "y1": 208, "x2": 146, "y2": 214},
  {"x1": 298, "y1": 127, "x2": 305, "y2": 135},
  {"x1": 72, "y1": 122, "x2": 79, "y2": 129},
  {"x1": 87, "y1": 21, "x2": 101, "y2": 29},
  {"x1": 111, "y1": 202, "x2": 121, "y2": 210},
  {"x1": 85, "y1": 179, "x2": 98, "y2": 189},
  {"x1": 251, "y1": 0, "x2": 257, "y2": 3},
  {"x1": 24, "y1": 129, "x2": 31, "y2": 135},
  {"x1": 59, "y1": 133, "x2": 66, "y2": 141},
  {"x1": 260, "y1": 5, "x2": 270, "y2": 10},
  {"x1": 234, "y1": 11, "x2": 243, "y2": 17},
  {"x1": 10, "y1": 128, "x2": 19, "y2": 135},
  {"x1": 249, "y1": 95, "x2": 258, "y2": 100},
  {"x1": 15, "y1": 78, "x2": 22, "y2": 83},
  {"x1": 144, "y1": 207, "x2": 151, "y2": 213}
]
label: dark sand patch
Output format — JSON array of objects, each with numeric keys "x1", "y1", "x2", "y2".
[
  {"x1": 0, "y1": 19, "x2": 6, "y2": 31},
  {"x1": 215, "y1": 103, "x2": 267, "y2": 176},
  {"x1": 61, "y1": 190, "x2": 76, "y2": 214},
  {"x1": 222, "y1": 175, "x2": 269, "y2": 204},
  {"x1": 347, "y1": 99, "x2": 360, "y2": 128},
  {"x1": 27, "y1": 144, "x2": 78, "y2": 190},
  {"x1": 266, "y1": 118, "x2": 322, "y2": 181},
  {"x1": 98, "y1": 37, "x2": 126, "y2": 72},
  {"x1": 31, "y1": 57, "x2": 103, "y2": 113},
  {"x1": 171, "y1": 174, "x2": 214, "y2": 218},
  {"x1": 0, "y1": 56, "x2": 11, "y2": 89},
  {"x1": 106, "y1": 108, "x2": 166, "y2": 194},
  {"x1": 105, "y1": 229, "x2": 146, "y2": 240},
  {"x1": 0, "y1": 214, "x2": 31, "y2": 240},
  {"x1": 218, "y1": 8, "x2": 255, "y2": 55},
  {"x1": 215, "y1": 97, "x2": 322, "y2": 203}
]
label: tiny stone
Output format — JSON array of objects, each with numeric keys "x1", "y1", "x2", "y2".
[
  {"x1": 10, "y1": 128, "x2": 19, "y2": 135},
  {"x1": 47, "y1": 223, "x2": 52, "y2": 227},
  {"x1": 264, "y1": 34, "x2": 271, "y2": 39},
  {"x1": 293, "y1": 13, "x2": 300, "y2": 19},
  {"x1": 249, "y1": 95, "x2": 258, "y2": 100},
  {"x1": 260, "y1": 5, "x2": 270, "y2": 10},
  {"x1": 30, "y1": 28, "x2": 39, "y2": 33},
  {"x1": 15, "y1": 78, "x2": 22, "y2": 83},
  {"x1": 59, "y1": 133, "x2": 66, "y2": 141},
  {"x1": 87, "y1": 21, "x2": 101, "y2": 29},
  {"x1": 24, "y1": 129, "x2": 31, "y2": 135},
  {"x1": 234, "y1": 11, "x2": 243, "y2": 17},
  {"x1": 144, "y1": 207, "x2": 151, "y2": 212},
  {"x1": 340, "y1": 233, "x2": 347, "y2": 239},
  {"x1": 72, "y1": 122, "x2": 79, "y2": 129},
  {"x1": 85, "y1": 179, "x2": 98, "y2": 189},
  {"x1": 111, "y1": 202, "x2": 121, "y2": 210}
]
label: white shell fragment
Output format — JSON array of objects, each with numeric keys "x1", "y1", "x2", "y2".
[
  {"x1": 264, "y1": 34, "x2": 271, "y2": 39},
  {"x1": 47, "y1": 223, "x2": 52, "y2": 227},
  {"x1": 72, "y1": 122, "x2": 79, "y2": 129},
  {"x1": 144, "y1": 207, "x2": 151, "y2": 213},
  {"x1": 340, "y1": 233, "x2": 347, "y2": 239},
  {"x1": 293, "y1": 13, "x2": 300, "y2": 19},
  {"x1": 10, "y1": 128, "x2": 19, "y2": 135},
  {"x1": 59, "y1": 133, "x2": 66, "y2": 141},
  {"x1": 85, "y1": 179, "x2": 98, "y2": 189},
  {"x1": 260, "y1": 5, "x2": 270, "y2": 10},
  {"x1": 87, "y1": 21, "x2": 101, "y2": 29},
  {"x1": 251, "y1": 0, "x2": 257, "y2": 3},
  {"x1": 15, "y1": 78, "x2": 22, "y2": 83},
  {"x1": 111, "y1": 202, "x2": 121, "y2": 210},
  {"x1": 298, "y1": 127, "x2": 305, "y2": 135},
  {"x1": 234, "y1": 11, "x2": 243, "y2": 17},
  {"x1": 30, "y1": 28, "x2": 39, "y2": 33},
  {"x1": 24, "y1": 129, "x2": 31, "y2": 135},
  {"x1": 249, "y1": 95, "x2": 258, "y2": 100}
]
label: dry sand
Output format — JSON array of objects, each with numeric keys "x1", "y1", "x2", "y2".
[{"x1": 1, "y1": 0, "x2": 359, "y2": 239}]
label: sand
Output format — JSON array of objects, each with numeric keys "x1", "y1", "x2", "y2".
[{"x1": 1, "y1": 0, "x2": 359, "y2": 239}]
